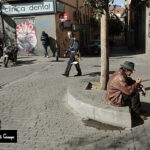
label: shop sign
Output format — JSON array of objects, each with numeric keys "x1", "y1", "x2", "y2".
[
  {"x1": 59, "y1": 12, "x2": 68, "y2": 22},
  {"x1": 2, "y1": 0, "x2": 55, "y2": 16},
  {"x1": 57, "y1": 1, "x2": 65, "y2": 13}
]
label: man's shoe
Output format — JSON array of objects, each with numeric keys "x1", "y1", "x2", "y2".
[
  {"x1": 74, "y1": 73, "x2": 82, "y2": 77},
  {"x1": 62, "y1": 74, "x2": 69, "y2": 77}
]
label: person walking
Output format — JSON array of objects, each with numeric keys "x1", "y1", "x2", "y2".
[
  {"x1": 41, "y1": 31, "x2": 49, "y2": 58},
  {"x1": 62, "y1": 31, "x2": 82, "y2": 77},
  {"x1": 106, "y1": 61, "x2": 146, "y2": 120}
]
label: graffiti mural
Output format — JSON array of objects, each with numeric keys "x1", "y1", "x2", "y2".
[{"x1": 16, "y1": 19, "x2": 37, "y2": 53}]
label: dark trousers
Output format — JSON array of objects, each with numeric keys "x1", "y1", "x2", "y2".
[
  {"x1": 122, "y1": 91, "x2": 141, "y2": 114},
  {"x1": 42, "y1": 44, "x2": 48, "y2": 57},
  {"x1": 0, "y1": 47, "x2": 3, "y2": 57},
  {"x1": 65, "y1": 53, "x2": 82, "y2": 76}
]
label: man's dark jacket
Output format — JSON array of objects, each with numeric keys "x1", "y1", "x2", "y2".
[
  {"x1": 65, "y1": 38, "x2": 79, "y2": 55},
  {"x1": 41, "y1": 33, "x2": 48, "y2": 45}
]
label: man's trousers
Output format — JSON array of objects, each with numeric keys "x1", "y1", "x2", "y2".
[
  {"x1": 64, "y1": 54, "x2": 81, "y2": 76},
  {"x1": 42, "y1": 44, "x2": 48, "y2": 57},
  {"x1": 122, "y1": 91, "x2": 141, "y2": 114}
]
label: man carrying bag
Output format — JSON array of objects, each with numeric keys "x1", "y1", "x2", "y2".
[{"x1": 62, "y1": 31, "x2": 82, "y2": 77}]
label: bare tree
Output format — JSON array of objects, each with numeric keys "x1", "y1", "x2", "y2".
[{"x1": 84, "y1": 0, "x2": 112, "y2": 90}]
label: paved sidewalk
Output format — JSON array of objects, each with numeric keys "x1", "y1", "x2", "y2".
[{"x1": 0, "y1": 53, "x2": 150, "y2": 150}]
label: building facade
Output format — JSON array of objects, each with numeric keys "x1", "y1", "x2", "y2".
[
  {"x1": 125, "y1": 0, "x2": 150, "y2": 54},
  {"x1": 0, "y1": 0, "x2": 98, "y2": 57}
]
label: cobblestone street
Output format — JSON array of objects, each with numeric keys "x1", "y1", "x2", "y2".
[{"x1": 0, "y1": 53, "x2": 150, "y2": 150}]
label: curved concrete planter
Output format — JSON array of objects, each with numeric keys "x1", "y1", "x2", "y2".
[{"x1": 66, "y1": 78, "x2": 132, "y2": 128}]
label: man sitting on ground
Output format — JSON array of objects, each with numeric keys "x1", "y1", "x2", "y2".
[{"x1": 106, "y1": 61, "x2": 146, "y2": 120}]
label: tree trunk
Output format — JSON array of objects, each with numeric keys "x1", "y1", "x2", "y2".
[{"x1": 100, "y1": 8, "x2": 109, "y2": 90}]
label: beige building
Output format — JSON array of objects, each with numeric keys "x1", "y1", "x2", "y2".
[{"x1": 125, "y1": 0, "x2": 150, "y2": 54}]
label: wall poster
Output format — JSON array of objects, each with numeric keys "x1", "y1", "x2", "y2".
[{"x1": 16, "y1": 19, "x2": 37, "y2": 53}]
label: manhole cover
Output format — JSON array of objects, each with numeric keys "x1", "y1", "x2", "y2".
[{"x1": 82, "y1": 119, "x2": 125, "y2": 130}]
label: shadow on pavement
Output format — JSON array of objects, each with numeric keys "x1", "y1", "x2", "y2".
[
  {"x1": 17, "y1": 59, "x2": 37, "y2": 66},
  {"x1": 132, "y1": 102, "x2": 150, "y2": 128},
  {"x1": 49, "y1": 60, "x2": 65, "y2": 62},
  {"x1": 66, "y1": 71, "x2": 115, "y2": 78},
  {"x1": 141, "y1": 102, "x2": 150, "y2": 117},
  {"x1": 82, "y1": 119, "x2": 124, "y2": 130},
  {"x1": 145, "y1": 87, "x2": 150, "y2": 91},
  {"x1": 93, "y1": 65, "x2": 101, "y2": 67},
  {"x1": 132, "y1": 115, "x2": 144, "y2": 128},
  {"x1": 82, "y1": 71, "x2": 115, "y2": 77}
]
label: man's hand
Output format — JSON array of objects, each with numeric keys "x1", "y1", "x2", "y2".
[
  {"x1": 141, "y1": 87, "x2": 146, "y2": 96},
  {"x1": 136, "y1": 78, "x2": 142, "y2": 84},
  {"x1": 64, "y1": 54, "x2": 66, "y2": 57}
]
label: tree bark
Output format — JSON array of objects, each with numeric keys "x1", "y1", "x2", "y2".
[{"x1": 100, "y1": 8, "x2": 109, "y2": 90}]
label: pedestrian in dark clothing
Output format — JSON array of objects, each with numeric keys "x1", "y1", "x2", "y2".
[
  {"x1": 41, "y1": 31, "x2": 49, "y2": 57},
  {"x1": 106, "y1": 61, "x2": 146, "y2": 120},
  {"x1": 62, "y1": 31, "x2": 82, "y2": 77}
]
